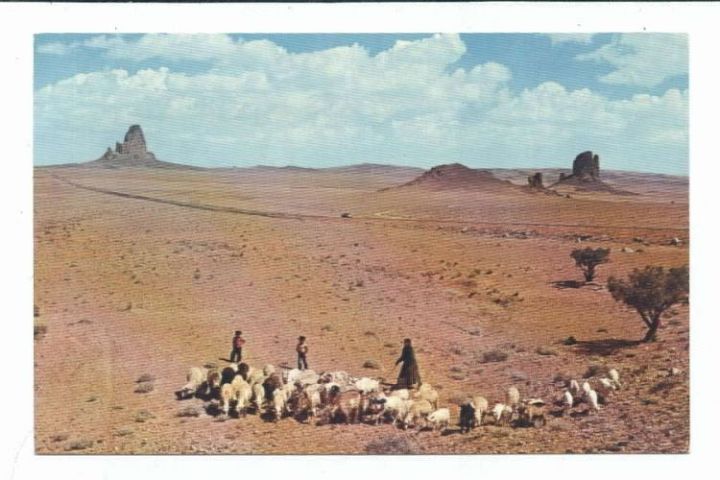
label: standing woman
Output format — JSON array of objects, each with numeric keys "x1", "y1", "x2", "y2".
[{"x1": 395, "y1": 338, "x2": 421, "y2": 389}]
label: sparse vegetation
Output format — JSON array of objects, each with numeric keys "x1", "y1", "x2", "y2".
[
  {"x1": 570, "y1": 247, "x2": 610, "y2": 282},
  {"x1": 177, "y1": 406, "x2": 201, "y2": 418},
  {"x1": 65, "y1": 439, "x2": 93, "y2": 451},
  {"x1": 363, "y1": 359, "x2": 380, "y2": 369},
  {"x1": 134, "y1": 410, "x2": 155, "y2": 423},
  {"x1": 135, "y1": 382, "x2": 154, "y2": 394},
  {"x1": 608, "y1": 265, "x2": 689, "y2": 342},
  {"x1": 136, "y1": 373, "x2": 156, "y2": 383},
  {"x1": 480, "y1": 349, "x2": 509, "y2": 363},
  {"x1": 34, "y1": 324, "x2": 48, "y2": 339},
  {"x1": 365, "y1": 435, "x2": 421, "y2": 454},
  {"x1": 536, "y1": 346, "x2": 558, "y2": 356}
]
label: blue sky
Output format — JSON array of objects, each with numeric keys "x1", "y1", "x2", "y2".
[{"x1": 34, "y1": 33, "x2": 688, "y2": 174}]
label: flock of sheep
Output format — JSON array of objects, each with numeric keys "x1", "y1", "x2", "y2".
[{"x1": 175, "y1": 362, "x2": 623, "y2": 433}]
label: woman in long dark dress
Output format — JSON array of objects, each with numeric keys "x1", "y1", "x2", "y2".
[{"x1": 395, "y1": 338, "x2": 421, "y2": 389}]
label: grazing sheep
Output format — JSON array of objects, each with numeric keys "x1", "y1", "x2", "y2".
[
  {"x1": 355, "y1": 377, "x2": 381, "y2": 395},
  {"x1": 247, "y1": 368, "x2": 265, "y2": 387},
  {"x1": 271, "y1": 388, "x2": 287, "y2": 421},
  {"x1": 459, "y1": 402, "x2": 476, "y2": 434},
  {"x1": 491, "y1": 403, "x2": 513, "y2": 426},
  {"x1": 518, "y1": 399, "x2": 546, "y2": 427},
  {"x1": 581, "y1": 381, "x2": 592, "y2": 399},
  {"x1": 596, "y1": 378, "x2": 615, "y2": 403},
  {"x1": 263, "y1": 364, "x2": 276, "y2": 377},
  {"x1": 506, "y1": 386, "x2": 521, "y2": 411},
  {"x1": 427, "y1": 408, "x2": 451, "y2": 432},
  {"x1": 471, "y1": 396, "x2": 489, "y2": 426},
  {"x1": 252, "y1": 383, "x2": 265, "y2": 411},
  {"x1": 390, "y1": 389, "x2": 410, "y2": 400},
  {"x1": 319, "y1": 370, "x2": 352, "y2": 386},
  {"x1": 322, "y1": 389, "x2": 363, "y2": 425},
  {"x1": 176, "y1": 367, "x2": 208, "y2": 399},
  {"x1": 562, "y1": 390, "x2": 574, "y2": 410},
  {"x1": 262, "y1": 373, "x2": 284, "y2": 401},
  {"x1": 587, "y1": 389, "x2": 600, "y2": 413},
  {"x1": 368, "y1": 393, "x2": 409, "y2": 426},
  {"x1": 414, "y1": 384, "x2": 439, "y2": 409},
  {"x1": 403, "y1": 399, "x2": 433, "y2": 430},
  {"x1": 219, "y1": 383, "x2": 235, "y2": 415},
  {"x1": 608, "y1": 368, "x2": 622, "y2": 389},
  {"x1": 205, "y1": 370, "x2": 221, "y2": 396},
  {"x1": 568, "y1": 379, "x2": 581, "y2": 399},
  {"x1": 285, "y1": 368, "x2": 319, "y2": 386},
  {"x1": 233, "y1": 377, "x2": 253, "y2": 417}
]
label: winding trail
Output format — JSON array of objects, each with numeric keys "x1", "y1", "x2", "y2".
[{"x1": 52, "y1": 173, "x2": 688, "y2": 233}]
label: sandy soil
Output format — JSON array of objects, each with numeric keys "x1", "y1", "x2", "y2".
[{"x1": 33, "y1": 165, "x2": 689, "y2": 454}]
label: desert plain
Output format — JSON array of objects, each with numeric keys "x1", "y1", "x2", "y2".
[{"x1": 33, "y1": 159, "x2": 689, "y2": 454}]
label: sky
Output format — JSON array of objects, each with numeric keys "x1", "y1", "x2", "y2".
[{"x1": 34, "y1": 33, "x2": 688, "y2": 174}]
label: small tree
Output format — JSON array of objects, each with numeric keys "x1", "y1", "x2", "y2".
[
  {"x1": 607, "y1": 265, "x2": 689, "y2": 343},
  {"x1": 570, "y1": 247, "x2": 610, "y2": 282}
]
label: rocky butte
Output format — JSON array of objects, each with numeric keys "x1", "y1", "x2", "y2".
[{"x1": 86, "y1": 125, "x2": 198, "y2": 169}]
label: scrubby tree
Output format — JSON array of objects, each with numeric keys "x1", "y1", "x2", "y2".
[
  {"x1": 570, "y1": 247, "x2": 610, "y2": 282},
  {"x1": 607, "y1": 265, "x2": 689, "y2": 343}
]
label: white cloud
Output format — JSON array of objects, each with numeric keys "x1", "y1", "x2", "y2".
[
  {"x1": 576, "y1": 33, "x2": 687, "y2": 88},
  {"x1": 36, "y1": 42, "x2": 77, "y2": 55},
  {"x1": 546, "y1": 33, "x2": 596, "y2": 45},
  {"x1": 34, "y1": 34, "x2": 687, "y2": 174}
]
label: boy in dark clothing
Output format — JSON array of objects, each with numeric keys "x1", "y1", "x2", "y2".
[
  {"x1": 230, "y1": 330, "x2": 245, "y2": 363},
  {"x1": 296, "y1": 336, "x2": 308, "y2": 370}
]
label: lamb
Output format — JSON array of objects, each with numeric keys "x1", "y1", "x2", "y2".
[
  {"x1": 355, "y1": 377, "x2": 381, "y2": 395},
  {"x1": 608, "y1": 368, "x2": 622, "y2": 389},
  {"x1": 471, "y1": 395, "x2": 489, "y2": 426},
  {"x1": 506, "y1": 386, "x2": 521, "y2": 412},
  {"x1": 518, "y1": 399, "x2": 547, "y2": 427},
  {"x1": 427, "y1": 408, "x2": 451, "y2": 432},
  {"x1": 587, "y1": 389, "x2": 600, "y2": 413},
  {"x1": 232, "y1": 377, "x2": 253, "y2": 417},
  {"x1": 491, "y1": 403, "x2": 513, "y2": 426},
  {"x1": 252, "y1": 383, "x2": 265, "y2": 411},
  {"x1": 402, "y1": 399, "x2": 434, "y2": 430},
  {"x1": 176, "y1": 366, "x2": 208, "y2": 399}
]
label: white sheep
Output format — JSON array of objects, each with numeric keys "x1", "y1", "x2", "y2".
[
  {"x1": 608, "y1": 368, "x2": 622, "y2": 389},
  {"x1": 562, "y1": 390, "x2": 574, "y2": 410},
  {"x1": 403, "y1": 399, "x2": 433, "y2": 430},
  {"x1": 414, "y1": 384, "x2": 439, "y2": 409},
  {"x1": 177, "y1": 366, "x2": 208, "y2": 399},
  {"x1": 247, "y1": 368, "x2": 265, "y2": 387},
  {"x1": 263, "y1": 364, "x2": 276, "y2": 377},
  {"x1": 506, "y1": 386, "x2": 520, "y2": 411},
  {"x1": 219, "y1": 383, "x2": 235, "y2": 415},
  {"x1": 272, "y1": 388, "x2": 287, "y2": 421},
  {"x1": 568, "y1": 379, "x2": 581, "y2": 398},
  {"x1": 471, "y1": 396, "x2": 489, "y2": 426},
  {"x1": 355, "y1": 377, "x2": 381, "y2": 394},
  {"x1": 390, "y1": 389, "x2": 410, "y2": 400},
  {"x1": 371, "y1": 393, "x2": 410, "y2": 426},
  {"x1": 427, "y1": 408, "x2": 451, "y2": 432},
  {"x1": 231, "y1": 376, "x2": 252, "y2": 417},
  {"x1": 581, "y1": 381, "x2": 592, "y2": 399},
  {"x1": 587, "y1": 389, "x2": 600, "y2": 412},
  {"x1": 252, "y1": 382, "x2": 265, "y2": 411},
  {"x1": 491, "y1": 403, "x2": 513, "y2": 426},
  {"x1": 596, "y1": 378, "x2": 616, "y2": 402}
]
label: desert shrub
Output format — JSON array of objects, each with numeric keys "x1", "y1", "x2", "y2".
[
  {"x1": 363, "y1": 359, "x2": 380, "y2": 369},
  {"x1": 562, "y1": 336, "x2": 577, "y2": 346},
  {"x1": 134, "y1": 382, "x2": 154, "y2": 394},
  {"x1": 650, "y1": 378, "x2": 680, "y2": 395},
  {"x1": 177, "y1": 406, "x2": 201, "y2": 418},
  {"x1": 583, "y1": 364, "x2": 604, "y2": 379},
  {"x1": 608, "y1": 265, "x2": 689, "y2": 342},
  {"x1": 50, "y1": 433, "x2": 69, "y2": 443},
  {"x1": 34, "y1": 325, "x2": 47, "y2": 338},
  {"x1": 134, "y1": 410, "x2": 155, "y2": 423},
  {"x1": 136, "y1": 374, "x2": 155, "y2": 383},
  {"x1": 65, "y1": 439, "x2": 93, "y2": 451},
  {"x1": 114, "y1": 428, "x2": 134, "y2": 437},
  {"x1": 536, "y1": 346, "x2": 558, "y2": 356},
  {"x1": 481, "y1": 349, "x2": 509, "y2": 363},
  {"x1": 570, "y1": 247, "x2": 610, "y2": 282},
  {"x1": 365, "y1": 436, "x2": 421, "y2": 454}
]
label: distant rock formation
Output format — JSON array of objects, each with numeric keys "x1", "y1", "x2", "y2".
[
  {"x1": 527, "y1": 172, "x2": 544, "y2": 189},
  {"x1": 85, "y1": 125, "x2": 201, "y2": 170},
  {"x1": 392, "y1": 163, "x2": 517, "y2": 191},
  {"x1": 572, "y1": 151, "x2": 600, "y2": 181}
]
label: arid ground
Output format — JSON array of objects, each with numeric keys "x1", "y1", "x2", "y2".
[{"x1": 34, "y1": 164, "x2": 689, "y2": 454}]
